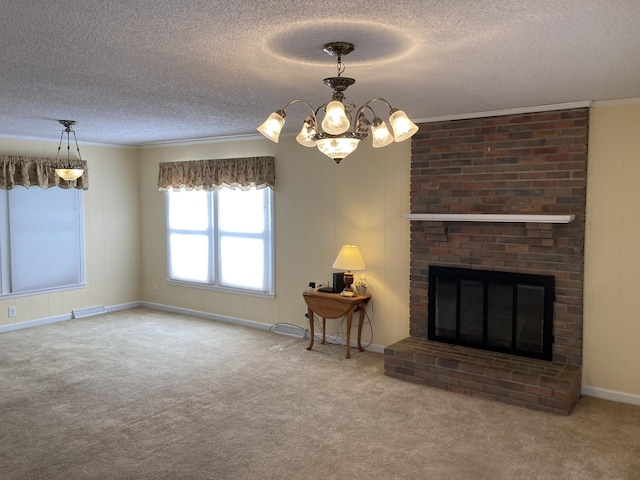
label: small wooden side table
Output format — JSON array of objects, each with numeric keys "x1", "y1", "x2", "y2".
[{"x1": 302, "y1": 290, "x2": 371, "y2": 358}]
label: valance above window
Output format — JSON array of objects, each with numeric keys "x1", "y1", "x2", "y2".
[
  {"x1": 0, "y1": 155, "x2": 89, "y2": 190},
  {"x1": 157, "y1": 156, "x2": 275, "y2": 191}
]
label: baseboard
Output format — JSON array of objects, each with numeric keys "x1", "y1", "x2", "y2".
[
  {"x1": 107, "y1": 301, "x2": 143, "y2": 313},
  {"x1": 0, "y1": 313, "x2": 73, "y2": 333},
  {"x1": 0, "y1": 301, "x2": 142, "y2": 334},
  {"x1": 140, "y1": 301, "x2": 272, "y2": 332},
  {"x1": 142, "y1": 301, "x2": 387, "y2": 353},
  {"x1": 581, "y1": 386, "x2": 640, "y2": 407}
]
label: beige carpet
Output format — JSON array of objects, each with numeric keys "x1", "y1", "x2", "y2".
[{"x1": 1, "y1": 307, "x2": 639, "y2": 480}]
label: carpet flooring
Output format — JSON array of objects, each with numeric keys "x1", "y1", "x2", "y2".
[{"x1": 1, "y1": 307, "x2": 639, "y2": 479}]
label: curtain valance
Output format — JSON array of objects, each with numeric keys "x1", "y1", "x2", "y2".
[
  {"x1": 0, "y1": 155, "x2": 89, "y2": 190},
  {"x1": 157, "y1": 156, "x2": 275, "y2": 191}
]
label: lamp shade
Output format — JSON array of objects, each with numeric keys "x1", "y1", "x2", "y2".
[
  {"x1": 332, "y1": 245, "x2": 366, "y2": 271},
  {"x1": 316, "y1": 136, "x2": 360, "y2": 162},
  {"x1": 296, "y1": 118, "x2": 317, "y2": 147},
  {"x1": 389, "y1": 109, "x2": 419, "y2": 142},
  {"x1": 55, "y1": 168, "x2": 84, "y2": 181},
  {"x1": 322, "y1": 100, "x2": 350, "y2": 135},
  {"x1": 257, "y1": 111, "x2": 285, "y2": 143},
  {"x1": 371, "y1": 119, "x2": 394, "y2": 148}
]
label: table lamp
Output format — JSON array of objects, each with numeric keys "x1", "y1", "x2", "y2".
[{"x1": 332, "y1": 245, "x2": 366, "y2": 297}]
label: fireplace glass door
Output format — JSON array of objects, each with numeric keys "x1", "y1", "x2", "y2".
[{"x1": 428, "y1": 266, "x2": 554, "y2": 360}]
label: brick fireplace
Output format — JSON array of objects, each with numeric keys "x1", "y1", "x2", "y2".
[{"x1": 384, "y1": 107, "x2": 588, "y2": 414}]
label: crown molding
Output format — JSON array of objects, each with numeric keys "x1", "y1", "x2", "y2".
[
  {"x1": 412, "y1": 101, "x2": 593, "y2": 125},
  {"x1": 590, "y1": 97, "x2": 640, "y2": 107}
]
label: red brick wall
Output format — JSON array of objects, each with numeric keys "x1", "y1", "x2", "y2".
[{"x1": 409, "y1": 108, "x2": 588, "y2": 365}]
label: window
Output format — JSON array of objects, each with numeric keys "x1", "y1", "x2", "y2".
[
  {"x1": 166, "y1": 187, "x2": 274, "y2": 296},
  {"x1": 0, "y1": 186, "x2": 85, "y2": 297}
]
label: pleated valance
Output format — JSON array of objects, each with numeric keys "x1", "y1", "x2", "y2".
[
  {"x1": 158, "y1": 156, "x2": 275, "y2": 191},
  {"x1": 0, "y1": 155, "x2": 89, "y2": 190}
]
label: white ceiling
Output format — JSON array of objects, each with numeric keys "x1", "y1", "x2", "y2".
[{"x1": 2, "y1": 0, "x2": 640, "y2": 146}]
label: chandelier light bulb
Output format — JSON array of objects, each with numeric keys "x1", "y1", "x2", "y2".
[
  {"x1": 257, "y1": 111, "x2": 285, "y2": 143},
  {"x1": 55, "y1": 168, "x2": 85, "y2": 181},
  {"x1": 316, "y1": 136, "x2": 360, "y2": 163},
  {"x1": 389, "y1": 109, "x2": 419, "y2": 142},
  {"x1": 296, "y1": 119, "x2": 317, "y2": 147},
  {"x1": 371, "y1": 119, "x2": 394, "y2": 148},
  {"x1": 321, "y1": 101, "x2": 350, "y2": 135}
]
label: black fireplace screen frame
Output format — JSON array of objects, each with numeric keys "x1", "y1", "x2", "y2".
[{"x1": 428, "y1": 266, "x2": 554, "y2": 361}]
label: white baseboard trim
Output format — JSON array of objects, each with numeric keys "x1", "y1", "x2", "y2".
[
  {"x1": 0, "y1": 301, "x2": 142, "y2": 334},
  {"x1": 140, "y1": 301, "x2": 272, "y2": 332},
  {"x1": 107, "y1": 301, "x2": 143, "y2": 313},
  {"x1": 142, "y1": 301, "x2": 386, "y2": 354},
  {"x1": 581, "y1": 386, "x2": 640, "y2": 407},
  {"x1": 0, "y1": 313, "x2": 73, "y2": 333}
]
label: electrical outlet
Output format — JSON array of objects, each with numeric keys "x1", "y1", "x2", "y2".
[
  {"x1": 8, "y1": 306, "x2": 16, "y2": 318},
  {"x1": 152, "y1": 286, "x2": 158, "y2": 296}
]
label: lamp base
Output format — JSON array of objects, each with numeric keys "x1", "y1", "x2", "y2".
[{"x1": 341, "y1": 271, "x2": 356, "y2": 296}]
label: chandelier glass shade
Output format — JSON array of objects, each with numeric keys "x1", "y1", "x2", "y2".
[
  {"x1": 52, "y1": 120, "x2": 86, "y2": 181},
  {"x1": 257, "y1": 42, "x2": 419, "y2": 163}
]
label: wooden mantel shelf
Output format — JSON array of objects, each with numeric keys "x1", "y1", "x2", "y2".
[{"x1": 405, "y1": 213, "x2": 575, "y2": 224}]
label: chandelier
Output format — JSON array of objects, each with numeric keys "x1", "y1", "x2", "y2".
[
  {"x1": 53, "y1": 120, "x2": 86, "y2": 181},
  {"x1": 257, "y1": 42, "x2": 419, "y2": 163}
]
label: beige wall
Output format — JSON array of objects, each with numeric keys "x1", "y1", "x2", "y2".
[
  {"x1": 0, "y1": 137, "x2": 141, "y2": 327},
  {"x1": 583, "y1": 103, "x2": 640, "y2": 398},
  {"x1": 138, "y1": 136, "x2": 411, "y2": 348}
]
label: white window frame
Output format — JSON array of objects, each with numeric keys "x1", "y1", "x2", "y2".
[
  {"x1": 166, "y1": 187, "x2": 274, "y2": 298},
  {"x1": 0, "y1": 186, "x2": 86, "y2": 298}
]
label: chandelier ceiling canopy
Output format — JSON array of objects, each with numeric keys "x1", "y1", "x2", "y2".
[{"x1": 257, "y1": 42, "x2": 419, "y2": 164}]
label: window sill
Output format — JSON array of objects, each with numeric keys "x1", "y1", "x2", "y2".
[
  {"x1": 166, "y1": 279, "x2": 275, "y2": 299},
  {"x1": 0, "y1": 283, "x2": 87, "y2": 300}
]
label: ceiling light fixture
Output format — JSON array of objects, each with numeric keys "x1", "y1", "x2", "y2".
[
  {"x1": 53, "y1": 120, "x2": 86, "y2": 181},
  {"x1": 257, "y1": 42, "x2": 419, "y2": 164}
]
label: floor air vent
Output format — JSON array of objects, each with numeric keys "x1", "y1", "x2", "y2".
[
  {"x1": 272, "y1": 323, "x2": 307, "y2": 338},
  {"x1": 72, "y1": 306, "x2": 107, "y2": 319}
]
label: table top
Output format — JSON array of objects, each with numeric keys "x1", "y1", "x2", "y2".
[{"x1": 302, "y1": 290, "x2": 370, "y2": 302}]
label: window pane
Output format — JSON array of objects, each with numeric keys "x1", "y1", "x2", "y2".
[
  {"x1": 168, "y1": 189, "x2": 209, "y2": 231},
  {"x1": 220, "y1": 237, "x2": 264, "y2": 290},
  {"x1": 169, "y1": 233, "x2": 209, "y2": 282},
  {"x1": 8, "y1": 186, "x2": 84, "y2": 292},
  {"x1": 165, "y1": 185, "x2": 273, "y2": 295},
  {"x1": 218, "y1": 188, "x2": 265, "y2": 233}
]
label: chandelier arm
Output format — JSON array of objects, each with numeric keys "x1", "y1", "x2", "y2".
[
  {"x1": 354, "y1": 97, "x2": 394, "y2": 120},
  {"x1": 353, "y1": 105, "x2": 377, "y2": 132},
  {"x1": 71, "y1": 129, "x2": 83, "y2": 162},
  {"x1": 282, "y1": 99, "x2": 319, "y2": 126},
  {"x1": 55, "y1": 130, "x2": 65, "y2": 162}
]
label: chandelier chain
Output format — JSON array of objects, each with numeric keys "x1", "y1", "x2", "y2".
[{"x1": 336, "y1": 55, "x2": 345, "y2": 77}]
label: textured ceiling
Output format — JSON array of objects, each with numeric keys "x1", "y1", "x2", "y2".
[{"x1": 1, "y1": 0, "x2": 640, "y2": 146}]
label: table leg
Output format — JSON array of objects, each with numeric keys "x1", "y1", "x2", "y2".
[
  {"x1": 357, "y1": 305, "x2": 365, "y2": 352},
  {"x1": 306, "y1": 306, "x2": 314, "y2": 351},
  {"x1": 321, "y1": 317, "x2": 326, "y2": 345},
  {"x1": 345, "y1": 308, "x2": 354, "y2": 359}
]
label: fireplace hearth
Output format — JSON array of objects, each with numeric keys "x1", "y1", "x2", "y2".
[{"x1": 428, "y1": 266, "x2": 554, "y2": 361}]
